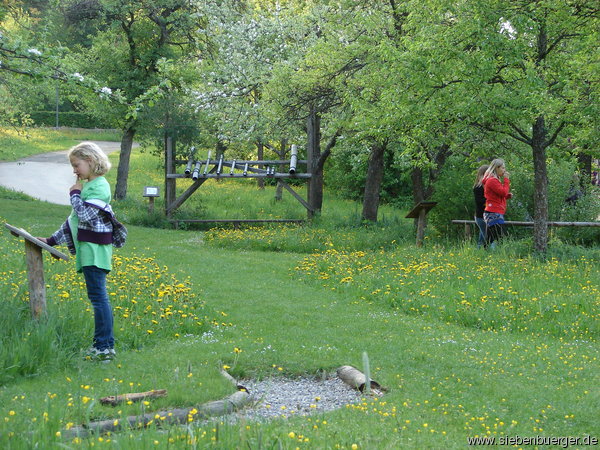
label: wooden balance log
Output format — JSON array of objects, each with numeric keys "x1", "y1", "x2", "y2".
[{"x1": 5, "y1": 223, "x2": 69, "y2": 319}]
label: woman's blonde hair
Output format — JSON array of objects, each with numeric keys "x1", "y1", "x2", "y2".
[
  {"x1": 483, "y1": 158, "x2": 505, "y2": 180},
  {"x1": 68, "y1": 142, "x2": 111, "y2": 176},
  {"x1": 474, "y1": 164, "x2": 489, "y2": 187}
]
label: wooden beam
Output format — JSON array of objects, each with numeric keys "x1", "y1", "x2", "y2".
[
  {"x1": 278, "y1": 179, "x2": 314, "y2": 212},
  {"x1": 175, "y1": 159, "x2": 309, "y2": 166},
  {"x1": 166, "y1": 166, "x2": 217, "y2": 215},
  {"x1": 61, "y1": 391, "x2": 250, "y2": 439},
  {"x1": 451, "y1": 220, "x2": 600, "y2": 227},
  {"x1": 166, "y1": 173, "x2": 311, "y2": 179}
]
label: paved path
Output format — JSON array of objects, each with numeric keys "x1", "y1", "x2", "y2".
[{"x1": 0, "y1": 141, "x2": 127, "y2": 205}]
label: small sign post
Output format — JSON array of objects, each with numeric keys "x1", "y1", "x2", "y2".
[
  {"x1": 143, "y1": 186, "x2": 160, "y2": 214},
  {"x1": 5, "y1": 223, "x2": 69, "y2": 319},
  {"x1": 405, "y1": 201, "x2": 437, "y2": 247}
]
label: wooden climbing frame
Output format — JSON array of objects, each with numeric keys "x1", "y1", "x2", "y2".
[{"x1": 163, "y1": 138, "x2": 314, "y2": 220}]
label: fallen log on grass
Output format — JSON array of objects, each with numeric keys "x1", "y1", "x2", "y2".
[
  {"x1": 100, "y1": 389, "x2": 167, "y2": 406},
  {"x1": 337, "y1": 365, "x2": 385, "y2": 395},
  {"x1": 61, "y1": 390, "x2": 250, "y2": 440},
  {"x1": 219, "y1": 368, "x2": 249, "y2": 392}
]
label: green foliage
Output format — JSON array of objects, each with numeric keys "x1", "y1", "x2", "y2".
[
  {"x1": 428, "y1": 155, "x2": 476, "y2": 239},
  {"x1": 325, "y1": 139, "x2": 412, "y2": 207}
]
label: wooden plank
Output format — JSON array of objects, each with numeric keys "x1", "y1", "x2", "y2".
[
  {"x1": 451, "y1": 220, "x2": 600, "y2": 227},
  {"x1": 405, "y1": 201, "x2": 437, "y2": 219},
  {"x1": 5, "y1": 223, "x2": 69, "y2": 260}
]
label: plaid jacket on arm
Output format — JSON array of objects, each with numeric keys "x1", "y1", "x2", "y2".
[
  {"x1": 70, "y1": 191, "x2": 113, "y2": 244},
  {"x1": 47, "y1": 190, "x2": 113, "y2": 253},
  {"x1": 48, "y1": 220, "x2": 76, "y2": 255}
]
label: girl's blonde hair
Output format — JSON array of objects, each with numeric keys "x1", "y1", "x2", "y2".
[
  {"x1": 483, "y1": 158, "x2": 505, "y2": 180},
  {"x1": 68, "y1": 142, "x2": 111, "y2": 176},
  {"x1": 474, "y1": 164, "x2": 489, "y2": 187}
]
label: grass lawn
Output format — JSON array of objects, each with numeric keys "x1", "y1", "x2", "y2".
[
  {"x1": 0, "y1": 129, "x2": 598, "y2": 448},
  {"x1": 0, "y1": 127, "x2": 120, "y2": 161}
]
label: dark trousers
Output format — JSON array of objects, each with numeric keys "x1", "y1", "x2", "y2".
[
  {"x1": 485, "y1": 224, "x2": 505, "y2": 248},
  {"x1": 475, "y1": 216, "x2": 487, "y2": 248},
  {"x1": 82, "y1": 265, "x2": 114, "y2": 351}
]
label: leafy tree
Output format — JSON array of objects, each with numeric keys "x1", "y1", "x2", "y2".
[
  {"x1": 263, "y1": 2, "x2": 350, "y2": 215},
  {"x1": 59, "y1": 0, "x2": 211, "y2": 199},
  {"x1": 403, "y1": 0, "x2": 599, "y2": 252}
]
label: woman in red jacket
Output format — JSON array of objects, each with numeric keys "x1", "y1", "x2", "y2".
[{"x1": 483, "y1": 159, "x2": 512, "y2": 248}]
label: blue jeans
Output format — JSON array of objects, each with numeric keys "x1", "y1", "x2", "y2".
[
  {"x1": 82, "y1": 266, "x2": 114, "y2": 351},
  {"x1": 475, "y1": 216, "x2": 486, "y2": 248}
]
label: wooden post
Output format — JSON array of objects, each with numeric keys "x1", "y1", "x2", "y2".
[
  {"x1": 405, "y1": 202, "x2": 437, "y2": 247},
  {"x1": 416, "y1": 208, "x2": 427, "y2": 247},
  {"x1": 306, "y1": 106, "x2": 321, "y2": 219},
  {"x1": 5, "y1": 223, "x2": 69, "y2": 319},
  {"x1": 24, "y1": 240, "x2": 46, "y2": 319},
  {"x1": 165, "y1": 135, "x2": 176, "y2": 216},
  {"x1": 148, "y1": 197, "x2": 155, "y2": 214}
]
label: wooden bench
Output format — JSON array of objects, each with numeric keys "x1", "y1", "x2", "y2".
[
  {"x1": 169, "y1": 219, "x2": 305, "y2": 229},
  {"x1": 451, "y1": 219, "x2": 600, "y2": 239}
]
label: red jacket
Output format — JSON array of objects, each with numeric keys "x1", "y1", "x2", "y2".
[{"x1": 483, "y1": 176, "x2": 511, "y2": 214}]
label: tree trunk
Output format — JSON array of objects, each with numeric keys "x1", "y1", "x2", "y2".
[
  {"x1": 532, "y1": 116, "x2": 549, "y2": 253},
  {"x1": 307, "y1": 106, "x2": 322, "y2": 217},
  {"x1": 275, "y1": 181, "x2": 283, "y2": 201},
  {"x1": 410, "y1": 165, "x2": 427, "y2": 232},
  {"x1": 274, "y1": 138, "x2": 287, "y2": 200},
  {"x1": 411, "y1": 166, "x2": 426, "y2": 205},
  {"x1": 577, "y1": 151, "x2": 592, "y2": 189},
  {"x1": 114, "y1": 126, "x2": 136, "y2": 200},
  {"x1": 257, "y1": 141, "x2": 265, "y2": 190},
  {"x1": 362, "y1": 141, "x2": 386, "y2": 222},
  {"x1": 216, "y1": 140, "x2": 226, "y2": 158}
]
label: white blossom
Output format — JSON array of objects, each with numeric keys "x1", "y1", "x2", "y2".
[
  {"x1": 28, "y1": 48, "x2": 42, "y2": 56},
  {"x1": 100, "y1": 86, "x2": 112, "y2": 95},
  {"x1": 499, "y1": 19, "x2": 517, "y2": 39},
  {"x1": 72, "y1": 73, "x2": 84, "y2": 81}
]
